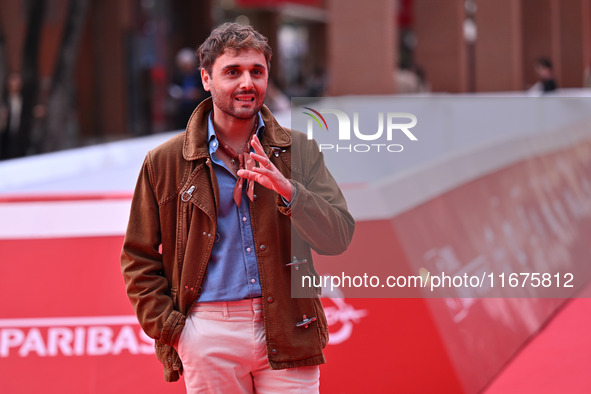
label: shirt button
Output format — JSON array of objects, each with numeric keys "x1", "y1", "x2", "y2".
[
  {"x1": 212, "y1": 142, "x2": 217, "y2": 147},
  {"x1": 251, "y1": 278, "x2": 256, "y2": 284},
  {"x1": 260, "y1": 245, "x2": 266, "y2": 251},
  {"x1": 242, "y1": 216, "x2": 247, "y2": 222},
  {"x1": 267, "y1": 297, "x2": 274, "y2": 303},
  {"x1": 246, "y1": 247, "x2": 251, "y2": 253}
]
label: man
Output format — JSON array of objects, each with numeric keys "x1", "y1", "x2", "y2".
[{"x1": 121, "y1": 22, "x2": 355, "y2": 393}]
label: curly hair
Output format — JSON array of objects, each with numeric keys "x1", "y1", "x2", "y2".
[{"x1": 197, "y1": 22, "x2": 272, "y2": 75}]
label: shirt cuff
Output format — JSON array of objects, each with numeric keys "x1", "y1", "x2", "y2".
[{"x1": 280, "y1": 186, "x2": 297, "y2": 207}]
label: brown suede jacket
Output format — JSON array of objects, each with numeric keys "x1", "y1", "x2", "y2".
[{"x1": 120, "y1": 98, "x2": 355, "y2": 382}]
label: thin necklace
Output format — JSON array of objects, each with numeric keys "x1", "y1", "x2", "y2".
[{"x1": 213, "y1": 118, "x2": 258, "y2": 207}]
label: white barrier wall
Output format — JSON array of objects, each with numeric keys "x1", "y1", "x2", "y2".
[{"x1": 1, "y1": 91, "x2": 591, "y2": 393}]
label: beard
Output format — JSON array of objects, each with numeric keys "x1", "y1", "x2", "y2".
[{"x1": 210, "y1": 87, "x2": 266, "y2": 120}]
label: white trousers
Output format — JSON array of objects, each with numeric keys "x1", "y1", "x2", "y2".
[{"x1": 177, "y1": 298, "x2": 320, "y2": 394}]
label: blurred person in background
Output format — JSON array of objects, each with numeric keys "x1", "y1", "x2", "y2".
[
  {"x1": 121, "y1": 22, "x2": 354, "y2": 393},
  {"x1": 307, "y1": 67, "x2": 326, "y2": 97},
  {"x1": 0, "y1": 72, "x2": 23, "y2": 160},
  {"x1": 528, "y1": 56, "x2": 558, "y2": 95},
  {"x1": 169, "y1": 47, "x2": 210, "y2": 130},
  {"x1": 394, "y1": 63, "x2": 430, "y2": 94}
]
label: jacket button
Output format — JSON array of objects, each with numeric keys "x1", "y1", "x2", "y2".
[
  {"x1": 271, "y1": 349, "x2": 277, "y2": 355},
  {"x1": 267, "y1": 297, "x2": 274, "y2": 303},
  {"x1": 260, "y1": 244, "x2": 266, "y2": 251},
  {"x1": 296, "y1": 315, "x2": 317, "y2": 328},
  {"x1": 253, "y1": 194, "x2": 257, "y2": 200}
]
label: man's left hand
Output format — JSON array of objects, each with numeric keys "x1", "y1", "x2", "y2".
[{"x1": 237, "y1": 134, "x2": 293, "y2": 202}]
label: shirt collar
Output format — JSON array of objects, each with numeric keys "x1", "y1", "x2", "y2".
[{"x1": 207, "y1": 111, "x2": 265, "y2": 155}]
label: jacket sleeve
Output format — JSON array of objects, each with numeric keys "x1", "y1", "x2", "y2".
[
  {"x1": 120, "y1": 153, "x2": 185, "y2": 346},
  {"x1": 278, "y1": 135, "x2": 355, "y2": 255}
]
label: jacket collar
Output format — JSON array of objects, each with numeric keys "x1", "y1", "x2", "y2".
[{"x1": 183, "y1": 97, "x2": 292, "y2": 161}]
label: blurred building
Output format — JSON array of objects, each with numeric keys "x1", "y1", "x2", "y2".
[{"x1": 0, "y1": 0, "x2": 590, "y2": 153}]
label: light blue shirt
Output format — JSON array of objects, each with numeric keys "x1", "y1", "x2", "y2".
[{"x1": 197, "y1": 111, "x2": 265, "y2": 302}]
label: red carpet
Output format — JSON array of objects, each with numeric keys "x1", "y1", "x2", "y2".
[{"x1": 484, "y1": 285, "x2": 591, "y2": 393}]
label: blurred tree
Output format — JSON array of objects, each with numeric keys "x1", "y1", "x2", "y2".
[
  {"x1": 0, "y1": 0, "x2": 89, "y2": 158},
  {"x1": 11, "y1": 0, "x2": 45, "y2": 158},
  {"x1": 39, "y1": 0, "x2": 89, "y2": 153}
]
